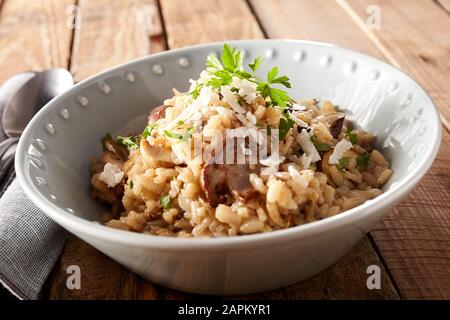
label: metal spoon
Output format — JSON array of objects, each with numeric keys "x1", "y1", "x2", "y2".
[
  {"x1": 0, "y1": 71, "x2": 38, "y2": 166},
  {"x1": 0, "y1": 68, "x2": 74, "y2": 185}
]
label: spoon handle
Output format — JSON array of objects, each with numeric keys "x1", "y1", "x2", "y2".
[
  {"x1": 0, "y1": 152, "x2": 15, "y2": 195},
  {"x1": 0, "y1": 140, "x2": 17, "y2": 189}
]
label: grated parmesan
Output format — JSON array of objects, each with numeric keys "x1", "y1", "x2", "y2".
[
  {"x1": 99, "y1": 163, "x2": 124, "y2": 188},
  {"x1": 297, "y1": 129, "x2": 321, "y2": 162},
  {"x1": 329, "y1": 139, "x2": 353, "y2": 164}
]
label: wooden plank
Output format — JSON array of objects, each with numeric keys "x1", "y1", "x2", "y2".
[
  {"x1": 340, "y1": 0, "x2": 450, "y2": 131},
  {"x1": 252, "y1": 0, "x2": 450, "y2": 299},
  {"x1": 0, "y1": 0, "x2": 75, "y2": 83},
  {"x1": 47, "y1": 0, "x2": 167, "y2": 300},
  {"x1": 339, "y1": 0, "x2": 450, "y2": 299},
  {"x1": 436, "y1": 0, "x2": 450, "y2": 13},
  {"x1": 48, "y1": 235, "x2": 163, "y2": 299},
  {"x1": 0, "y1": 0, "x2": 74, "y2": 300},
  {"x1": 234, "y1": 237, "x2": 398, "y2": 299},
  {"x1": 159, "y1": 0, "x2": 264, "y2": 49},
  {"x1": 70, "y1": 0, "x2": 165, "y2": 81},
  {"x1": 248, "y1": 0, "x2": 384, "y2": 59}
]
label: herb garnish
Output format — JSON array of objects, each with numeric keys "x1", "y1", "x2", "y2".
[
  {"x1": 129, "y1": 180, "x2": 134, "y2": 189},
  {"x1": 346, "y1": 129, "x2": 357, "y2": 145},
  {"x1": 311, "y1": 135, "x2": 330, "y2": 152},
  {"x1": 279, "y1": 116, "x2": 295, "y2": 140},
  {"x1": 160, "y1": 195, "x2": 172, "y2": 210},
  {"x1": 117, "y1": 135, "x2": 140, "y2": 150},
  {"x1": 337, "y1": 157, "x2": 350, "y2": 171},
  {"x1": 141, "y1": 124, "x2": 156, "y2": 139},
  {"x1": 357, "y1": 153, "x2": 370, "y2": 170},
  {"x1": 190, "y1": 44, "x2": 295, "y2": 139},
  {"x1": 164, "y1": 127, "x2": 194, "y2": 141},
  {"x1": 195, "y1": 44, "x2": 292, "y2": 107}
]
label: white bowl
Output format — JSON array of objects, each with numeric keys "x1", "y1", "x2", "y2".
[{"x1": 16, "y1": 40, "x2": 441, "y2": 295}]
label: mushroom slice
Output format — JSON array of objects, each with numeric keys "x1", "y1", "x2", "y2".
[
  {"x1": 318, "y1": 112, "x2": 346, "y2": 138},
  {"x1": 148, "y1": 105, "x2": 169, "y2": 123},
  {"x1": 200, "y1": 163, "x2": 228, "y2": 206},
  {"x1": 200, "y1": 164, "x2": 259, "y2": 206},
  {"x1": 226, "y1": 165, "x2": 260, "y2": 202},
  {"x1": 140, "y1": 139, "x2": 173, "y2": 167}
]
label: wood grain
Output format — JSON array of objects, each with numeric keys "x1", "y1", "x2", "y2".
[
  {"x1": 49, "y1": 236, "x2": 398, "y2": 300},
  {"x1": 48, "y1": 0, "x2": 166, "y2": 300},
  {"x1": 159, "y1": 0, "x2": 264, "y2": 49},
  {"x1": 436, "y1": 0, "x2": 450, "y2": 13},
  {"x1": 341, "y1": 0, "x2": 450, "y2": 131},
  {"x1": 341, "y1": 0, "x2": 450, "y2": 299},
  {"x1": 234, "y1": 237, "x2": 398, "y2": 299},
  {"x1": 0, "y1": 0, "x2": 75, "y2": 83},
  {"x1": 253, "y1": 0, "x2": 450, "y2": 299},
  {"x1": 70, "y1": 0, "x2": 165, "y2": 81}
]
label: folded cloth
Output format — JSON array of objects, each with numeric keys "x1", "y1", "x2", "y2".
[{"x1": 0, "y1": 179, "x2": 66, "y2": 300}]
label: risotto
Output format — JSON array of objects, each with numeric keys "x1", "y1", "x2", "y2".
[{"x1": 90, "y1": 44, "x2": 393, "y2": 237}]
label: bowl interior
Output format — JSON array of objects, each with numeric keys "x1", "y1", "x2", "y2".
[{"x1": 17, "y1": 40, "x2": 440, "y2": 224}]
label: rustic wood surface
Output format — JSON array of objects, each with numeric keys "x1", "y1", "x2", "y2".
[{"x1": 0, "y1": 0, "x2": 448, "y2": 300}]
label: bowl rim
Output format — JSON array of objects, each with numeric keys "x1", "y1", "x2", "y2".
[{"x1": 15, "y1": 39, "x2": 442, "y2": 249}]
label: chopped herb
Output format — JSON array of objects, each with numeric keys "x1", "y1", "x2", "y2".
[
  {"x1": 279, "y1": 116, "x2": 295, "y2": 140},
  {"x1": 346, "y1": 129, "x2": 358, "y2": 145},
  {"x1": 248, "y1": 55, "x2": 263, "y2": 72},
  {"x1": 176, "y1": 120, "x2": 185, "y2": 126},
  {"x1": 189, "y1": 83, "x2": 204, "y2": 99},
  {"x1": 129, "y1": 180, "x2": 134, "y2": 189},
  {"x1": 117, "y1": 135, "x2": 140, "y2": 150},
  {"x1": 160, "y1": 195, "x2": 171, "y2": 210},
  {"x1": 141, "y1": 124, "x2": 156, "y2": 139},
  {"x1": 357, "y1": 153, "x2": 371, "y2": 170},
  {"x1": 101, "y1": 132, "x2": 112, "y2": 150},
  {"x1": 337, "y1": 157, "x2": 350, "y2": 171},
  {"x1": 311, "y1": 135, "x2": 330, "y2": 152},
  {"x1": 164, "y1": 127, "x2": 194, "y2": 141}
]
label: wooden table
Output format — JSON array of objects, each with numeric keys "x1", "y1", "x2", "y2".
[{"x1": 0, "y1": 0, "x2": 448, "y2": 300}]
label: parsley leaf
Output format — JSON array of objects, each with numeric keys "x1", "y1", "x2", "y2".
[
  {"x1": 267, "y1": 67, "x2": 279, "y2": 82},
  {"x1": 129, "y1": 180, "x2": 134, "y2": 189},
  {"x1": 357, "y1": 153, "x2": 370, "y2": 170},
  {"x1": 279, "y1": 116, "x2": 295, "y2": 140},
  {"x1": 311, "y1": 135, "x2": 330, "y2": 152},
  {"x1": 269, "y1": 87, "x2": 291, "y2": 107},
  {"x1": 206, "y1": 53, "x2": 223, "y2": 72},
  {"x1": 271, "y1": 75, "x2": 291, "y2": 88},
  {"x1": 164, "y1": 127, "x2": 194, "y2": 141},
  {"x1": 160, "y1": 195, "x2": 172, "y2": 210},
  {"x1": 189, "y1": 83, "x2": 203, "y2": 99},
  {"x1": 337, "y1": 157, "x2": 350, "y2": 171},
  {"x1": 346, "y1": 129, "x2": 358, "y2": 144},
  {"x1": 249, "y1": 55, "x2": 263, "y2": 72},
  {"x1": 221, "y1": 44, "x2": 242, "y2": 72},
  {"x1": 191, "y1": 44, "x2": 294, "y2": 109},
  {"x1": 141, "y1": 124, "x2": 156, "y2": 139},
  {"x1": 117, "y1": 135, "x2": 140, "y2": 150}
]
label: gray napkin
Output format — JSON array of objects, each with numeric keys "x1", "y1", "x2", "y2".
[{"x1": 0, "y1": 179, "x2": 66, "y2": 300}]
